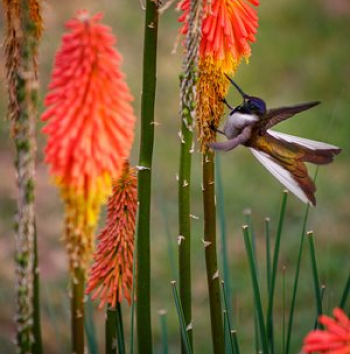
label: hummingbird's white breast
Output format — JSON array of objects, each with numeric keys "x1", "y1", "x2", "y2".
[{"x1": 223, "y1": 112, "x2": 259, "y2": 139}]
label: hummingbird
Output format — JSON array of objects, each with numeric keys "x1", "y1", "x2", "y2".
[{"x1": 208, "y1": 75, "x2": 341, "y2": 206}]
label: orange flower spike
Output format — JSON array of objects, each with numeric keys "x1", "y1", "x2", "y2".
[
  {"x1": 86, "y1": 163, "x2": 137, "y2": 308},
  {"x1": 42, "y1": 11, "x2": 136, "y2": 273},
  {"x1": 303, "y1": 308, "x2": 350, "y2": 354}
]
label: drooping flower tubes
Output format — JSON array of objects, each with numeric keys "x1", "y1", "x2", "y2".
[
  {"x1": 303, "y1": 308, "x2": 350, "y2": 354},
  {"x1": 42, "y1": 11, "x2": 136, "y2": 276},
  {"x1": 86, "y1": 163, "x2": 137, "y2": 309},
  {"x1": 178, "y1": 0, "x2": 259, "y2": 150}
]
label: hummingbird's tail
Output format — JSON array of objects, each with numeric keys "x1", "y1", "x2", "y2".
[{"x1": 248, "y1": 130, "x2": 341, "y2": 206}]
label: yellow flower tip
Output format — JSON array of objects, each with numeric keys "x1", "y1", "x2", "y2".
[{"x1": 86, "y1": 163, "x2": 138, "y2": 308}]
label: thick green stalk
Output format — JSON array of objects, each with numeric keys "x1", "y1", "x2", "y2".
[
  {"x1": 216, "y1": 155, "x2": 232, "y2": 319},
  {"x1": 106, "y1": 306, "x2": 117, "y2": 354},
  {"x1": 3, "y1": 1, "x2": 43, "y2": 353},
  {"x1": 178, "y1": 103, "x2": 194, "y2": 349},
  {"x1": 178, "y1": 0, "x2": 202, "y2": 345},
  {"x1": 71, "y1": 269, "x2": 85, "y2": 354},
  {"x1": 136, "y1": 0, "x2": 160, "y2": 352},
  {"x1": 116, "y1": 303, "x2": 126, "y2": 354},
  {"x1": 203, "y1": 151, "x2": 225, "y2": 354}
]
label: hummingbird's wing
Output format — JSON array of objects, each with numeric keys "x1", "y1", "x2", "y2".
[
  {"x1": 264, "y1": 101, "x2": 320, "y2": 130},
  {"x1": 249, "y1": 148, "x2": 314, "y2": 205},
  {"x1": 247, "y1": 131, "x2": 341, "y2": 206},
  {"x1": 268, "y1": 130, "x2": 341, "y2": 151}
]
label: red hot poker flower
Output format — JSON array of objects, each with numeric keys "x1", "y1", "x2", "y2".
[
  {"x1": 178, "y1": 0, "x2": 259, "y2": 151},
  {"x1": 42, "y1": 11, "x2": 136, "y2": 273},
  {"x1": 86, "y1": 163, "x2": 137, "y2": 308},
  {"x1": 179, "y1": 0, "x2": 259, "y2": 72},
  {"x1": 303, "y1": 308, "x2": 350, "y2": 354}
]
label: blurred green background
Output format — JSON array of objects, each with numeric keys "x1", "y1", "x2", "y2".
[{"x1": 0, "y1": 0, "x2": 349, "y2": 353}]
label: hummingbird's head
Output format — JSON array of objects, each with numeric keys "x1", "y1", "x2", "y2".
[
  {"x1": 224, "y1": 74, "x2": 267, "y2": 117},
  {"x1": 242, "y1": 97, "x2": 267, "y2": 117}
]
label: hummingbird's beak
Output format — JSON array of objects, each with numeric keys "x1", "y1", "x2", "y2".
[{"x1": 224, "y1": 74, "x2": 249, "y2": 99}]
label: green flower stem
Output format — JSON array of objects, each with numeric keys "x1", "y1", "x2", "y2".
[
  {"x1": 178, "y1": 103, "x2": 194, "y2": 350},
  {"x1": 178, "y1": 0, "x2": 202, "y2": 351},
  {"x1": 71, "y1": 268, "x2": 85, "y2": 354},
  {"x1": 216, "y1": 155, "x2": 232, "y2": 319},
  {"x1": 106, "y1": 306, "x2": 117, "y2": 354},
  {"x1": 203, "y1": 151, "x2": 225, "y2": 354},
  {"x1": 136, "y1": 0, "x2": 160, "y2": 352}
]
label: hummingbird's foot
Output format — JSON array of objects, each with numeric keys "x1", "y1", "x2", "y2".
[{"x1": 219, "y1": 96, "x2": 234, "y2": 110}]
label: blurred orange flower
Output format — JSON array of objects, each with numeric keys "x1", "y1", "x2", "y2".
[
  {"x1": 178, "y1": 0, "x2": 259, "y2": 151},
  {"x1": 86, "y1": 163, "x2": 137, "y2": 308},
  {"x1": 303, "y1": 308, "x2": 350, "y2": 354},
  {"x1": 42, "y1": 11, "x2": 136, "y2": 273}
]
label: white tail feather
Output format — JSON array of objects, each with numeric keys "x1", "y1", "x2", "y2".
[
  {"x1": 268, "y1": 130, "x2": 339, "y2": 151},
  {"x1": 249, "y1": 148, "x2": 312, "y2": 205}
]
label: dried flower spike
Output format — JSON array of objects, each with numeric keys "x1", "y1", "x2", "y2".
[
  {"x1": 42, "y1": 11, "x2": 136, "y2": 273},
  {"x1": 86, "y1": 163, "x2": 137, "y2": 308}
]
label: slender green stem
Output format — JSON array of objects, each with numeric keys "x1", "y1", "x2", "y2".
[
  {"x1": 171, "y1": 282, "x2": 193, "y2": 354},
  {"x1": 203, "y1": 151, "x2": 225, "y2": 354},
  {"x1": 136, "y1": 0, "x2": 160, "y2": 353},
  {"x1": 339, "y1": 274, "x2": 350, "y2": 310},
  {"x1": 285, "y1": 205, "x2": 310, "y2": 354},
  {"x1": 231, "y1": 330, "x2": 241, "y2": 354},
  {"x1": 282, "y1": 266, "x2": 286, "y2": 354},
  {"x1": 242, "y1": 226, "x2": 269, "y2": 354},
  {"x1": 159, "y1": 310, "x2": 169, "y2": 354},
  {"x1": 106, "y1": 306, "x2": 117, "y2": 354},
  {"x1": 71, "y1": 268, "x2": 85, "y2": 354},
  {"x1": 222, "y1": 282, "x2": 234, "y2": 354},
  {"x1": 307, "y1": 231, "x2": 323, "y2": 327},
  {"x1": 245, "y1": 211, "x2": 260, "y2": 353},
  {"x1": 267, "y1": 191, "x2": 288, "y2": 353},
  {"x1": 265, "y1": 218, "x2": 272, "y2": 297}
]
